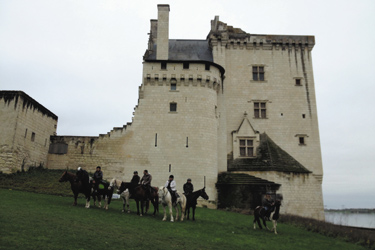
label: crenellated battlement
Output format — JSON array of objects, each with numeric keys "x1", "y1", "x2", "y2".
[{"x1": 208, "y1": 16, "x2": 315, "y2": 51}]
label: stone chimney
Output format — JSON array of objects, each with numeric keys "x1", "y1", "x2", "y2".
[{"x1": 156, "y1": 4, "x2": 169, "y2": 60}]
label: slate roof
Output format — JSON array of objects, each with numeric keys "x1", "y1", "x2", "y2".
[
  {"x1": 144, "y1": 39, "x2": 213, "y2": 62},
  {"x1": 217, "y1": 172, "x2": 280, "y2": 187},
  {"x1": 228, "y1": 133, "x2": 311, "y2": 173}
]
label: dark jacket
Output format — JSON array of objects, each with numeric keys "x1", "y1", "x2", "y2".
[
  {"x1": 93, "y1": 170, "x2": 103, "y2": 182},
  {"x1": 131, "y1": 175, "x2": 140, "y2": 186},
  {"x1": 76, "y1": 169, "x2": 89, "y2": 186},
  {"x1": 183, "y1": 182, "x2": 194, "y2": 195}
]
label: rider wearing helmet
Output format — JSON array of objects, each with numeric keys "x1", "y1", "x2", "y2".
[
  {"x1": 76, "y1": 167, "x2": 90, "y2": 189},
  {"x1": 263, "y1": 192, "x2": 275, "y2": 220},
  {"x1": 92, "y1": 166, "x2": 103, "y2": 191}
]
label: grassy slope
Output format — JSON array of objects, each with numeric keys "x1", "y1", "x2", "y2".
[{"x1": 0, "y1": 169, "x2": 371, "y2": 250}]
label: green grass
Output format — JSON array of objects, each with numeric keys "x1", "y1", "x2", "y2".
[
  {"x1": 1, "y1": 191, "x2": 370, "y2": 250},
  {"x1": 0, "y1": 168, "x2": 372, "y2": 250}
]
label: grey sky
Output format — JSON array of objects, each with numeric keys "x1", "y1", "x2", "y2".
[{"x1": 1, "y1": 0, "x2": 374, "y2": 209}]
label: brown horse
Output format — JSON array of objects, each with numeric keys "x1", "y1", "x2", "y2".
[
  {"x1": 118, "y1": 183, "x2": 159, "y2": 216},
  {"x1": 185, "y1": 187, "x2": 209, "y2": 221},
  {"x1": 58, "y1": 171, "x2": 92, "y2": 208},
  {"x1": 253, "y1": 200, "x2": 281, "y2": 234}
]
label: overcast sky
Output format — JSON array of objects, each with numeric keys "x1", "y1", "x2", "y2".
[{"x1": 1, "y1": 0, "x2": 374, "y2": 209}]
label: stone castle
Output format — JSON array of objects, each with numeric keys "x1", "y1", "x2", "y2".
[{"x1": 0, "y1": 5, "x2": 324, "y2": 220}]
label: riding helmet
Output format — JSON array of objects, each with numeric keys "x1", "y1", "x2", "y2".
[
  {"x1": 187, "y1": 178, "x2": 191, "y2": 181},
  {"x1": 169, "y1": 175, "x2": 174, "y2": 178},
  {"x1": 134, "y1": 171, "x2": 138, "y2": 174}
]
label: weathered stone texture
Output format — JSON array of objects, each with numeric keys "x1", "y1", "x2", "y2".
[{"x1": 0, "y1": 91, "x2": 57, "y2": 173}]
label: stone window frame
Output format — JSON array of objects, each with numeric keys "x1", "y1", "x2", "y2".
[
  {"x1": 294, "y1": 77, "x2": 304, "y2": 86},
  {"x1": 295, "y1": 134, "x2": 308, "y2": 146},
  {"x1": 238, "y1": 137, "x2": 256, "y2": 158},
  {"x1": 252, "y1": 101, "x2": 268, "y2": 119},
  {"x1": 169, "y1": 102, "x2": 177, "y2": 113},
  {"x1": 250, "y1": 64, "x2": 267, "y2": 82}
]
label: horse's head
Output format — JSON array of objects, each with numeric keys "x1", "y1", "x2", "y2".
[
  {"x1": 59, "y1": 171, "x2": 69, "y2": 182},
  {"x1": 158, "y1": 186, "x2": 167, "y2": 198},
  {"x1": 200, "y1": 187, "x2": 209, "y2": 200}
]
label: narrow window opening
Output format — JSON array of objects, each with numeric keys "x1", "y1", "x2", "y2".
[
  {"x1": 302, "y1": 114, "x2": 306, "y2": 119},
  {"x1": 296, "y1": 79, "x2": 302, "y2": 86},
  {"x1": 25, "y1": 129, "x2": 28, "y2": 138},
  {"x1": 186, "y1": 137, "x2": 189, "y2": 148},
  {"x1": 170, "y1": 83, "x2": 177, "y2": 91},
  {"x1": 299, "y1": 137, "x2": 305, "y2": 145},
  {"x1": 169, "y1": 164, "x2": 171, "y2": 172},
  {"x1": 170, "y1": 103, "x2": 177, "y2": 112},
  {"x1": 161, "y1": 62, "x2": 167, "y2": 70},
  {"x1": 155, "y1": 133, "x2": 157, "y2": 147},
  {"x1": 31, "y1": 132, "x2": 35, "y2": 142}
]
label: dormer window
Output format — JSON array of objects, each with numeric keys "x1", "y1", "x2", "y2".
[{"x1": 239, "y1": 139, "x2": 254, "y2": 157}]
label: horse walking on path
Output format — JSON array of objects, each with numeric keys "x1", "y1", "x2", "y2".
[
  {"x1": 118, "y1": 182, "x2": 159, "y2": 216},
  {"x1": 58, "y1": 171, "x2": 91, "y2": 208},
  {"x1": 158, "y1": 186, "x2": 187, "y2": 222},
  {"x1": 253, "y1": 200, "x2": 281, "y2": 234},
  {"x1": 185, "y1": 187, "x2": 209, "y2": 221},
  {"x1": 109, "y1": 178, "x2": 131, "y2": 213}
]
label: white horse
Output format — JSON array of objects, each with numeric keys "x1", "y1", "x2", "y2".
[
  {"x1": 109, "y1": 178, "x2": 131, "y2": 213},
  {"x1": 158, "y1": 186, "x2": 187, "y2": 222}
]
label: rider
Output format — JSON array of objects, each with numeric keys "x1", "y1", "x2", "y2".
[
  {"x1": 183, "y1": 178, "x2": 194, "y2": 196},
  {"x1": 76, "y1": 167, "x2": 90, "y2": 189},
  {"x1": 92, "y1": 166, "x2": 103, "y2": 191},
  {"x1": 140, "y1": 170, "x2": 152, "y2": 199},
  {"x1": 165, "y1": 175, "x2": 179, "y2": 204},
  {"x1": 262, "y1": 192, "x2": 275, "y2": 220},
  {"x1": 130, "y1": 171, "x2": 140, "y2": 197}
]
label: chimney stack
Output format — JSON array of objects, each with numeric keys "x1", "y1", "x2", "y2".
[{"x1": 156, "y1": 4, "x2": 170, "y2": 60}]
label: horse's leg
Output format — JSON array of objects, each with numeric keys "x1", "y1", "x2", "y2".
[
  {"x1": 175, "y1": 204, "x2": 179, "y2": 221},
  {"x1": 272, "y1": 220, "x2": 278, "y2": 234},
  {"x1": 169, "y1": 202, "x2": 174, "y2": 222},
  {"x1": 192, "y1": 206, "x2": 196, "y2": 221},
  {"x1": 126, "y1": 196, "x2": 130, "y2": 213},
  {"x1": 180, "y1": 198, "x2": 186, "y2": 222},
  {"x1": 104, "y1": 195, "x2": 109, "y2": 210},
  {"x1": 73, "y1": 192, "x2": 78, "y2": 206},
  {"x1": 162, "y1": 204, "x2": 167, "y2": 221},
  {"x1": 121, "y1": 196, "x2": 126, "y2": 212}
]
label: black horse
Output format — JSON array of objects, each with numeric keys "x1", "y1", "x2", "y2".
[
  {"x1": 58, "y1": 171, "x2": 92, "y2": 208},
  {"x1": 91, "y1": 180, "x2": 113, "y2": 210},
  {"x1": 118, "y1": 182, "x2": 159, "y2": 216},
  {"x1": 253, "y1": 200, "x2": 281, "y2": 234},
  {"x1": 184, "y1": 187, "x2": 209, "y2": 221}
]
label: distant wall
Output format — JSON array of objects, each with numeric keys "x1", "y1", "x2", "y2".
[{"x1": 0, "y1": 91, "x2": 57, "y2": 173}]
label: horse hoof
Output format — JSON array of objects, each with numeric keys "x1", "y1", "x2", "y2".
[{"x1": 127, "y1": 211, "x2": 130, "y2": 214}]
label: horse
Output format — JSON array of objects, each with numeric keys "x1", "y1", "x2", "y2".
[
  {"x1": 58, "y1": 171, "x2": 91, "y2": 208},
  {"x1": 118, "y1": 182, "x2": 159, "y2": 216},
  {"x1": 185, "y1": 187, "x2": 209, "y2": 221},
  {"x1": 91, "y1": 180, "x2": 113, "y2": 210},
  {"x1": 158, "y1": 186, "x2": 187, "y2": 222},
  {"x1": 253, "y1": 200, "x2": 281, "y2": 234},
  {"x1": 109, "y1": 178, "x2": 131, "y2": 213}
]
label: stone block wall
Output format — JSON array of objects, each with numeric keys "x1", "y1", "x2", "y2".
[{"x1": 0, "y1": 91, "x2": 57, "y2": 173}]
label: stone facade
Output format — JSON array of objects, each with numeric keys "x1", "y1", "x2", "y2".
[
  {"x1": 0, "y1": 91, "x2": 57, "y2": 173},
  {"x1": 1, "y1": 5, "x2": 325, "y2": 220}
]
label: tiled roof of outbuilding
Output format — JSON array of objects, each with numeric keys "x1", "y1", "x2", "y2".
[
  {"x1": 228, "y1": 133, "x2": 311, "y2": 173},
  {"x1": 217, "y1": 172, "x2": 280, "y2": 187}
]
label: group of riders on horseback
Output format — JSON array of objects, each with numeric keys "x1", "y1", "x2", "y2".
[{"x1": 75, "y1": 166, "x2": 195, "y2": 205}]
